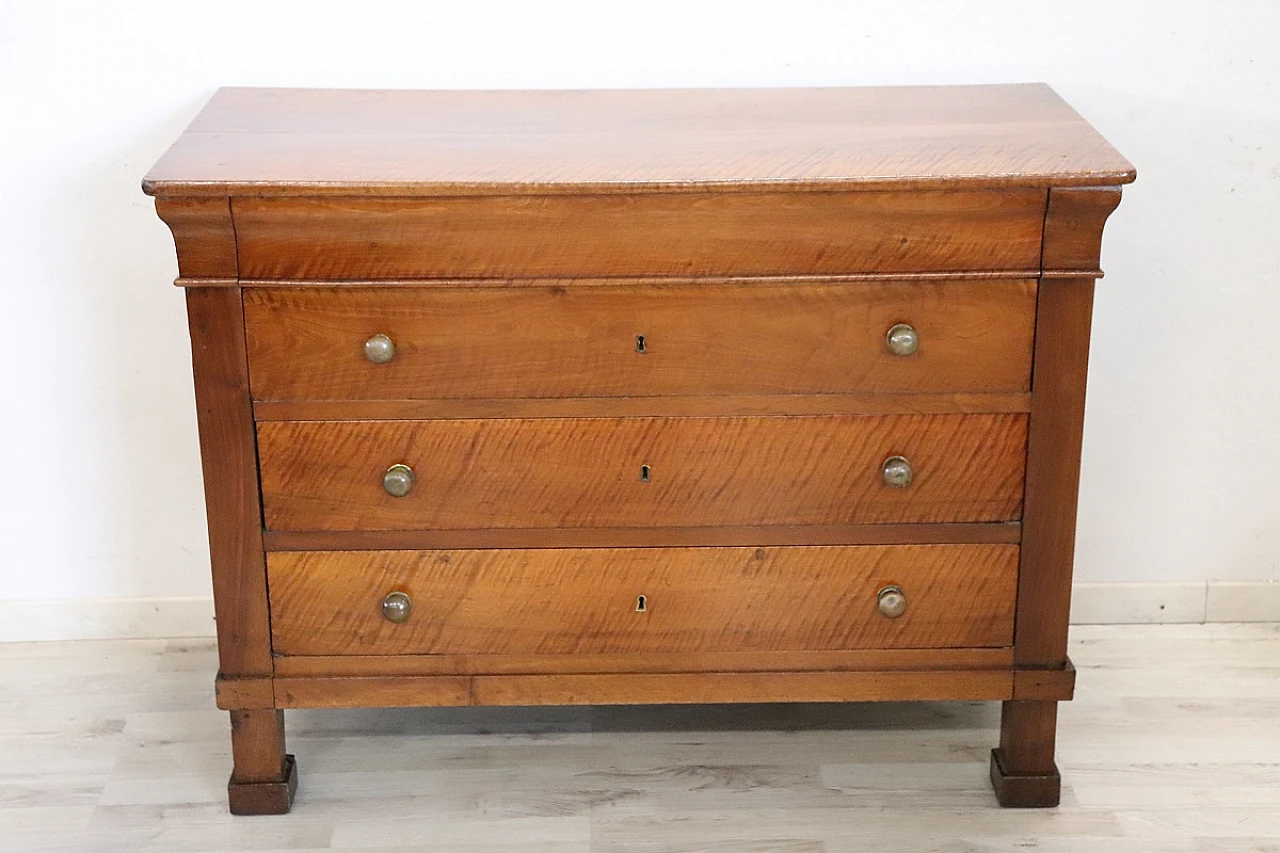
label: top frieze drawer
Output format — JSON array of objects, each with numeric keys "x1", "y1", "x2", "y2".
[{"x1": 230, "y1": 189, "x2": 1046, "y2": 281}]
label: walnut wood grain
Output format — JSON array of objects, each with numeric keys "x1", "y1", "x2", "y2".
[
  {"x1": 188, "y1": 287, "x2": 292, "y2": 810},
  {"x1": 274, "y1": 670, "x2": 1015, "y2": 709},
  {"x1": 275, "y1": 676, "x2": 473, "y2": 709},
  {"x1": 226, "y1": 710, "x2": 294, "y2": 815},
  {"x1": 185, "y1": 288, "x2": 272, "y2": 677},
  {"x1": 991, "y1": 700, "x2": 1062, "y2": 807},
  {"x1": 233, "y1": 190, "x2": 1046, "y2": 280},
  {"x1": 266, "y1": 545, "x2": 1018, "y2": 656},
  {"x1": 262, "y1": 522, "x2": 1022, "y2": 551},
  {"x1": 1015, "y1": 278, "x2": 1095, "y2": 667},
  {"x1": 473, "y1": 670, "x2": 1015, "y2": 706},
  {"x1": 208, "y1": 657, "x2": 1078, "y2": 710},
  {"x1": 227, "y1": 710, "x2": 287, "y2": 783},
  {"x1": 142, "y1": 85, "x2": 1134, "y2": 197},
  {"x1": 227, "y1": 753, "x2": 297, "y2": 817},
  {"x1": 1002, "y1": 178, "x2": 1115, "y2": 806},
  {"x1": 244, "y1": 281, "x2": 1036, "y2": 400},
  {"x1": 154, "y1": 197, "x2": 237, "y2": 278},
  {"x1": 272, "y1": 647, "x2": 1014, "y2": 678},
  {"x1": 257, "y1": 414, "x2": 1028, "y2": 531},
  {"x1": 1041, "y1": 187, "x2": 1125, "y2": 272},
  {"x1": 216, "y1": 676, "x2": 275, "y2": 710},
  {"x1": 234, "y1": 270, "x2": 1047, "y2": 288},
  {"x1": 1012, "y1": 661, "x2": 1077, "y2": 701},
  {"x1": 252, "y1": 393, "x2": 1033, "y2": 422}
]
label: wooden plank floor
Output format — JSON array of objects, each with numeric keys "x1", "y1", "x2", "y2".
[{"x1": 1, "y1": 624, "x2": 1277, "y2": 852}]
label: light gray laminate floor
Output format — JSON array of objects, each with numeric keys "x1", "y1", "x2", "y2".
[{"x1": 1, "y1": 624, "x2": 1278, "y2": 852}]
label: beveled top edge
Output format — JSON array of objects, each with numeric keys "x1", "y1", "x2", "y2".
[{"x1": 143, "y1": 83, "x2": 1136, "y2": 197}]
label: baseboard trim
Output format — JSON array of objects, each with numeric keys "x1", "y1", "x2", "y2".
[
  {"x1": 1070, "y1": 582, "x2": 1207, "y2": 624},
  {"x1": 0, "y1": 597, "x2": 215, "y2": 642},
  {"x1": 0, "y1": 582, "x2": 1275, "y2": 642},
  {"x1": 1072, "y1": 581, "x2": 1280, "y2": 624}
]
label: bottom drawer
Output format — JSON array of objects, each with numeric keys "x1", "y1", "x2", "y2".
[{"x1": 268, "y1": 545, "x2": 1017, "y2": 656}]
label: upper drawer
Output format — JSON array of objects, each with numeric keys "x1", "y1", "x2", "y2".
[
  {"x1": 257, "y1": 413, "x2": 1027, "y2": 531},
  {"x1": 244, "y1": 280, "x2": 1036, "y2": 401},
  {"x1": 231, "y1": 190, "x2": 1047, "y2": 280}
]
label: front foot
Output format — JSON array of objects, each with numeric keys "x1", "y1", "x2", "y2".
[
  {"x1": 990, "y1": 698, "x2": 1062, "y2": 807},
  {"x1": 228, "y1": 753, "x2": 298, "y2": 815},
  {"x1": 989, "y1": 748, "x2": 1060, "y2": 807}
]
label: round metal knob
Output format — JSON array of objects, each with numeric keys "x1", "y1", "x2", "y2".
[
  {"x1": 881, "y1": 455, "x2": 914, "y2": 488},
  {"x1": 382, "y1": 464, "x2": 416, "y2": 497},
  {"x1": 364, "y1": 334, "x2": 396, "y2": 364},
  {"x1": 381, "y1": 591, "x2": 412, "y2": 624},
  {"x1": 877, "y1": 585, "x2": 907, "y2": 619},
  {"x1": 886, "y1": 323, "x2": 919, "y2": 356}
]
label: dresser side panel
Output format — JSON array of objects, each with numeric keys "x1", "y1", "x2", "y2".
[
  {"x1": 1015, "y1": 276, "x2": 1095, "y2": 666},
  {"x1": 186, "y1": 286, "x2": 273, "y2": 676},
  {"x1": 1016, "y1": 185, "x2": 1124, "y2": 666}
]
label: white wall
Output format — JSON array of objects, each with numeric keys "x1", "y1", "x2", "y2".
[{"x1": 2, "y1": 0, "x2": 1278, "y2": 611}]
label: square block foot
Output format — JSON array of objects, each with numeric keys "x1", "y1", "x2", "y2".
[
  {"x1": 228, "y1": 754, "x2": 298, "y2": 815},
  {"x1": 989, "y1": 749, "x2": 1060, "y2": 808}
]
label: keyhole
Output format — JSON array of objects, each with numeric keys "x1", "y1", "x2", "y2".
[
  {"x1": 640, "y1": 465, "x2": 651, "y2": 482},
  {"x1": 636, "y1": 335, "x2": 647, "y2": 353},
  {"x1": 635, "y1": 594, "x2": 647, "y2": 613}
]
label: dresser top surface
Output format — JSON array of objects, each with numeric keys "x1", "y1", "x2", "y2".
[{"x1": 143, "y1": 84, "x2": 1134, "y2": 198}]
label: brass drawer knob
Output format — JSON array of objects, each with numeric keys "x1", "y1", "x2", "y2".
[
  {"x1": 381, "y1": 591, "x2": 412, "y2": 623},
  {"x1": 886, "y1": 323, "x2": 919, "y2": 356},
  {"x1": 881, "y1": 455, "x2": 914, "y2": 488},
  {"x1": 877, "y1": 585, "x2": 907, "y2": 619},
  {"x1": 382, "y1": 463, "x2": 416, "y2": 497},
  {"x1": 364, "y1": 333, "x2": 396, "y2": 364}
]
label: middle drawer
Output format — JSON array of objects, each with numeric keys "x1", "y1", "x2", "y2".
[{"x1": 258, "y1": 413, "x2": 1027, "y2": 531}]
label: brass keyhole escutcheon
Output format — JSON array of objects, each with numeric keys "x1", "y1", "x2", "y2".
[
  {"x1": 635, "y1": 594, "x2": 648, "y2": 613},
  {"x1": 640, "y1": 464, "x2": 651, "y2": 483},
  {"x1": 636, "y1": 335, "x2": 647, "y2": 353}
]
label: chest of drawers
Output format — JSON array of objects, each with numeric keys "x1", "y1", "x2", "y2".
[{"x1": 144, "y1": 84, "x2": 1133, "y2": 814}]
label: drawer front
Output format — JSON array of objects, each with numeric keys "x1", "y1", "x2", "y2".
[
  {"x1": 267, "y1": 545, "x2": 1019, "y2": 656},
  {"x1": 258, "y1": 414, "x2": 1027, "y2": 531},
  {"x1": 244, "y1": 280, "x2": 1036, "y2": 401},
  {"x1": 232, "y1": 190, "x2": 1046, "y2": 280}
]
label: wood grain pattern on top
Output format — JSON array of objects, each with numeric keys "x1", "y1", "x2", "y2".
[
  {"x1": 256, "y1": 413, "x2": 1028, "y2": 531},
  {"x1": 142, "y1": 84, "x2": 1134, "y2": 197},
  {"x1": 244, "y1": 281, "x2": 1036, "y2": 400},
  {"x1": 266, "y1": 545, "x2": 1018, "y2": 656}
]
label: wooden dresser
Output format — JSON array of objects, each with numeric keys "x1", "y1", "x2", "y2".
[{"x1": 143, "y1": 84, "x2": 1134, "y2": 814}]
